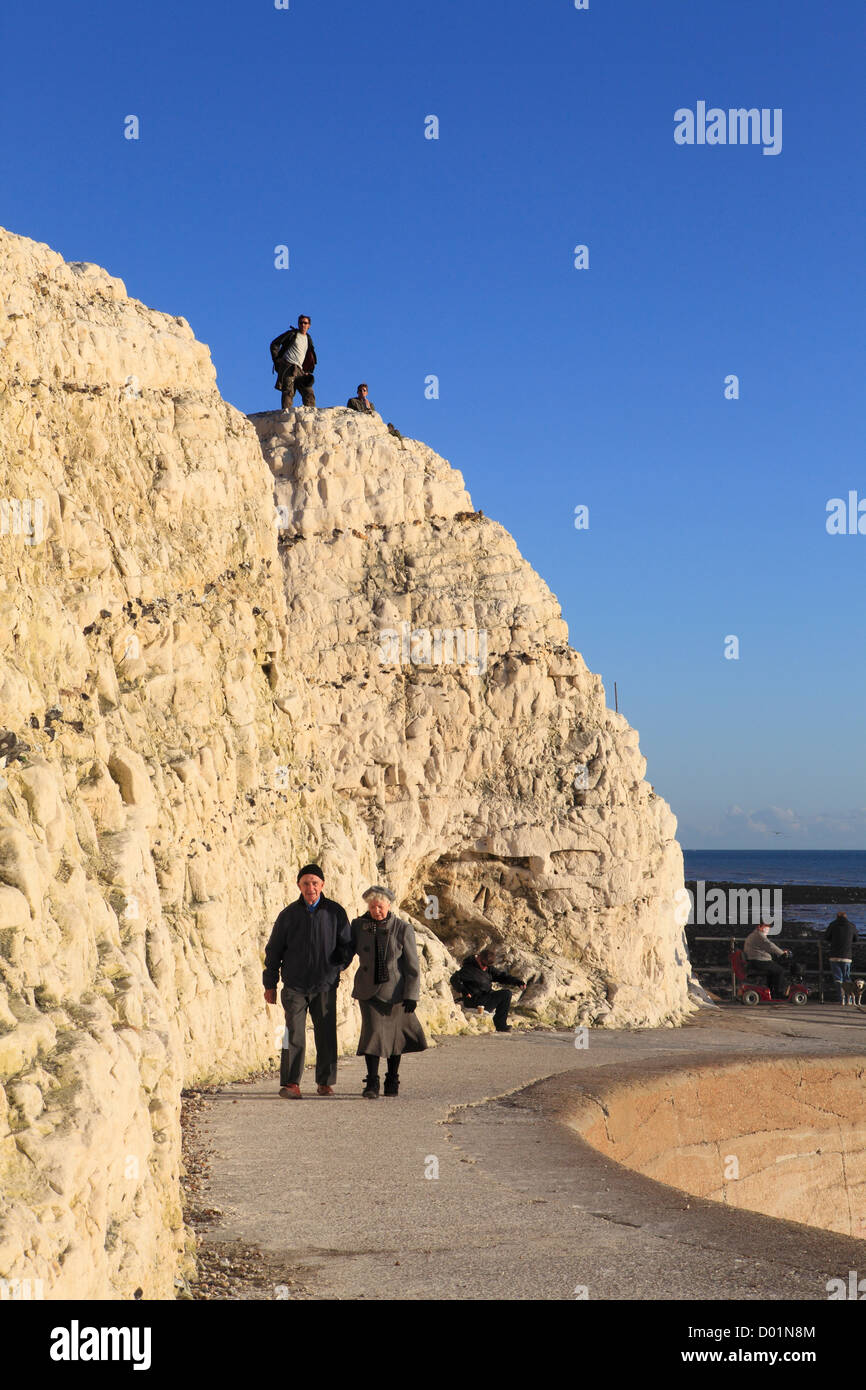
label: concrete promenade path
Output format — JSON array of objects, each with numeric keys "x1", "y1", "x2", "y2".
[{"x1": 194, "y1": 1005, "x2": 866, "y2": 1300}]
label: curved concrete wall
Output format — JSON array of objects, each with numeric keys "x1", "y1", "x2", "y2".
[{"x1": 565, "y1": 1055, "x2": 866, "y2": 1238}]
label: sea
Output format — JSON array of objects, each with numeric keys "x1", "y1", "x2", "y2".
[{"x1": 683, "y1": 850, "x2": 866, "y2": 934}]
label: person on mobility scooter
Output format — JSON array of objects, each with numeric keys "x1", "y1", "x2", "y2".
[
  {"x1": 731, "y1": 923, "x2": 809, "y2": 1005},
  {"x1": 743, "y1": 922, "x2": 790, "y2": 997}
]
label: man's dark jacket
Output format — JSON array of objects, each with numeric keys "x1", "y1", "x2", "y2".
[
  {"x1": 450, "y1": 954, "x2": 523, "y2": 1003},
  {"x1": 347, "y1": 395, "x2": 375, "y2": 412},
  {"x1": 271, "y1": 326, "x2": 317, "y2": 389},
  {"x1": 824, "y1": 915, "x2": 858, "y2": 958},
  {"x1": 263, "y1": 894, "x2": 350, "y2": 994}
]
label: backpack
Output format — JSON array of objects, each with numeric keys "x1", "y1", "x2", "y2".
[{"x1": 270, "y1": 328, "x2": 295, "y2": 374}]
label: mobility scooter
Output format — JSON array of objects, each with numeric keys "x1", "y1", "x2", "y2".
[{"x1": 729, "y1": 942, "x2": 809, "y2": 1006}]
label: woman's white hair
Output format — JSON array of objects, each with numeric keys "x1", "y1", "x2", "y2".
[{"x1": 362, "y1": 884, "x2": 395, "y2": 904}]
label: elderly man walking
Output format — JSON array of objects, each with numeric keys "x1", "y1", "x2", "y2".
[{"x1": 263, "y1": 864, "x2": 351, "y2": 1097}]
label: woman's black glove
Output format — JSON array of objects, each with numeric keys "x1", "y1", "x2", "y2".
[{"x1": 403, "y1": 998, "x2": 417, "y2": 1013}]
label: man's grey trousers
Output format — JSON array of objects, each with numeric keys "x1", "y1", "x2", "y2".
[{"x1": 280, "y1": 984, "x2": 339, "y2": 1086}]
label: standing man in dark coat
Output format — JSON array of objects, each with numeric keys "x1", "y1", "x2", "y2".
[
  {"x1": 271, "y1": 314, "x2": 317, "y2": 410},
  {"x1": 450, "y1": 946, "x2": 525, "y2": 1032},
  {"x1": 263, "y1": 864, "x2": 351, "y2": 1097},
  {"x1": 824, "y1": 911, "x2": 859, "y2": 1003}
]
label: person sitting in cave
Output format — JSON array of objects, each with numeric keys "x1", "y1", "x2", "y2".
[{"x1": 450, "y1": 946, "x2": 526, "y2": 1032}]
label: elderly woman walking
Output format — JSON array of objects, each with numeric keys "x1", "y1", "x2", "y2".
[{"x1": 347, "y1": 885, "x2": 428, "y2": 1098}]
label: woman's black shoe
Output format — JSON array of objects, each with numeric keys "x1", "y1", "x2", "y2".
[
  {"x1": 383, "y1": 1075, "x2": 400, "y2": 1097},
  {"x1": 362, "y1": 1076, "x2": 380, "y2": 1099}
]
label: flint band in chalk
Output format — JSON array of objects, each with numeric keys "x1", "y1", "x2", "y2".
[{"x1": 674, "y1": 103, "x2": 782, "y2": 156}]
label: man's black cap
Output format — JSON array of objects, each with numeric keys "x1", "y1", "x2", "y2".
[{"x1": 297, "y1": 863, "x2": 325, "y2": 882}]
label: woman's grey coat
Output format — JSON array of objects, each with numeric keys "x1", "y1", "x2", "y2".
[{"x1": 349, "y1": 912, "x2": 421, "y2": 1004}]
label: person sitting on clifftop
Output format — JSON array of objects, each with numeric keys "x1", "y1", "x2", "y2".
[
  {"x1": 270, "y1": 314, "x2": 317, "y2": 411},
  {"x1": 450, "y1": 947, "x2": 525, "y2": 1032},
  {"x1": 742, "y1": 922, "x2": 790, "y2": 999},
  {"x1": 347, "y1": 382, "x2": 376, "y2": 413},
  {"x1": 347, "y1": 382, "x2": 406, "y2": 444}
]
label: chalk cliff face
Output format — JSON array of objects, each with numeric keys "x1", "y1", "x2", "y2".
[
  {"x1": 0, "y1": 227, "x2": 690, "y2": 1299},
  {"x1": 251, "y1": 408, "x2": 690, "y2": 1027}
]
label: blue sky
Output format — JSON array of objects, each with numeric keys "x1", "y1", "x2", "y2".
[{"x1": 2, "y1": 0, "x2": 863, "y2": 849}]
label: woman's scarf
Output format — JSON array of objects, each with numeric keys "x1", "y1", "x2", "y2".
[{"x1": 368, "y1": 912, "x2": 392, "y2": 984}]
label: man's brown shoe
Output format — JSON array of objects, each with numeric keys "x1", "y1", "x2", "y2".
[
  {"x1": 279, "y1": 1084, "x2": 302, "y2": 1099},
  {"x1": 316, "y1": 1085, "x2": 335, "y2": 1096}
]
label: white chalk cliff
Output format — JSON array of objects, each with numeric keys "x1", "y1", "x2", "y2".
[{"x1": 0, "y1": 227, "x2": 691, "y2": 1299}]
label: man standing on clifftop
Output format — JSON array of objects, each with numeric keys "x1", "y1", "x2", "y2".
[
  {"x1": 271, "y1": 314, "x2": 317, "y2": 411},
  {"x1": 263, "y1": 864, "x2": 351, "y2": 1097}
]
